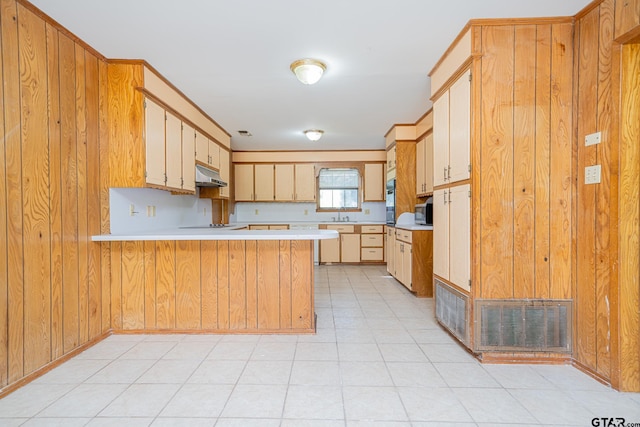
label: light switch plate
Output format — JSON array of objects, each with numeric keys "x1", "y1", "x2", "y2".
[
  {"x1": 585, "y1": 165, "x2": 601, "y2": 184},
  {"x1": 585, "y1": 131, "x2": 601, "y2": 146}
]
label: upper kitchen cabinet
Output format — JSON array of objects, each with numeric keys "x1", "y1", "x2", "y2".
[
  {"x1": 107, "y1": 61, "x2": 231, "y2": 193},
  {"x1": 429, "y1": 20, "x2": 574, "y2": 354},
  {"x1": 385, "y1": 125, "x2": 417, "y2": 221},
  {"x1": 235, "y1": 162, "x2": 316, "y2": 202},
  {"x1": 294, "y1": 164, "x2": 316, "y2": 201},
  {"x1": 433, "y1": 69, "x2": 470, "y2": 187},
  {"x1": 364, "y1": 163, "x2": 385, "y2": 201},
  {"x1": 415, "y1": 110, "x2": 434, "y2": 197},
  {"x1": 615, "y1": 0, "x2": 640, "y2": 40},
  {"x1": 195, "y1": 130, "x2": 221, "y2": 170}
]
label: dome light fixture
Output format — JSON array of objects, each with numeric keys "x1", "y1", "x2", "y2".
[
  {"x1": 290, "y1": 58, "x2": 326, "y2": 85},
  {"x1": 304, "y1": 129, "x2": 324, "y2": 141}
]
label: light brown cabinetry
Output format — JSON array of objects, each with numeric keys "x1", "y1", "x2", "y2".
[
  {"x1": 615, "y1": 0, "x2": 640, "y2": 39},
  {"x1": 254, "y1": 164, "x2": 275, "y2": 201},
  {"x1": 319, "y1": 224, "x2": 385, "y2": 264},
  {"x1": 294, "y1": 164, "x2": 316, "y2": 201},
  {"x1": 234, "y1": 164, "x2": 254, "y2": 201},
  {"x1": 248, "y1": 224, "x2": 290, "y2": 230},
  {"x1": 181, "y1": 123, "x2": 196, "y2": 192},
  {"x1": 416, "y1": 133, "x2": 433, "y2": 196},
  {"x1": 387, "y1": 228, "x2": 433, "y2": 297},
  {"x1": 218, "y1": 148, "x2": 230, "y2": 198},
  {"x1": 433, "y1": 69, "x2": 470, "y2": 187},
  {"x1": 144, "y1": 98, "x2": 166, "y2": 187},
  {"x1": 364, "y1": 163, "x2": 385, "y2": 201},
  {"x1": 234, "y1": 163, "x2": 316, "y2": 202},
  {"x1": 386, "y1": 227, "x2": 396, "y2": 275},
  {"x1": 195, "y1": 130, "x2": 220, "y2": 170},
  {"x1": 275, "y1": 164, "x2": 295, "y2": 201}
]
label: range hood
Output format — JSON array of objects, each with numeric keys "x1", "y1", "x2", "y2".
[{"x1": 195, "y1": 164, "x2": 227, "y2": 187}]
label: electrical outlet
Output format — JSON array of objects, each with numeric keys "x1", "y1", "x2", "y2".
[
  {"x1": 129, "y1": 204, "x2": 136, "y2": 216},
  {"x1": 255, "y1": 209, "x2": 259, "y2": 215},
  {"x1": 203, "y1": 207, "x2": 207, "y2": 216},
  {"x1": 146, "y1": 206, "x2": 153, "y2": 217},
  {"x1": 152, "y1": 206, "x2": 156, "y2": 217},
  {"x1": 585, "y1": 165, "x2": 601, "y2": 184},
  {"x1": 364, "y1": 209, "x2": 370, "y2": 215},
  {"x1": 304, "y1": 209, "x2": 308, "y2": 215}
]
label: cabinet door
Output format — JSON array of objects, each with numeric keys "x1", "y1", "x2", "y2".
[
  {"x1": 425, "y1": 132, "x2": 434, "y2": 194},
  {"x1": 218, "y1": 148, "x2": 230, "y2": 198},
  {"x1": 165, "y1": 111, "x2": 182, "y2": 189},
  {"x1": 181, "y1": 122, "x2": 196, "y2": 192},
  {"x1": 295, "y1": 164, "x2": 315, "y2": 201},
  {"x1": 364, "y1": 163, "x2": 384, "y2": 201},
  {"x1": 234, "y1": 164, "x2": 254, "y2": 201},
  {"x1": 433, "y1": 94, "x2": 449, "y2": 187},
  {"x1": 275, "y1": 164, "x2": 294, "y2": 201},
  {"x1": 254, "y1": 164, "x2": 275, "y2": 201},
  {"x1": 449, "y1": 184, "x2": 470, "y2": 292},
  {"x1": 144, "y1": 98, "x2": 166, "y2": 187},
  {"x1": 195, "y1": 129, "x2": 209, "y2": 165},
  {"x1": 387, "y1": 227, "x2": 395, "y2": 275},
  {"x1": 402, "y1": 242, "x2": 412, "y2": 289},
  {"x1": 386, "y1": 147, "x2": 396, "y2": 180},
  {"x1": 416, "y1": 138, "x2": 426, "y2": 195},
  {"x1": 320, "y1": 236, "x2": 340, "y2": 263},
  {"x1": 449, "y1": 69, "x2": 471, "y2": 183},
  {"x1": 341, "y1": 234, "x2": 361, "y2": 263},
  {"x1": 433, "y1": 188, "x2": 449, "y2": 280},
  {"x1": 394, "y1": 240, "x2": 403, "y2": 282},
  {"x1": 209, "y1": 141, "x2": 220, "y2": 170}
]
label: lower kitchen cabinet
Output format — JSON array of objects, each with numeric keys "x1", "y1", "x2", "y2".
[
  {"x1": 386, "y1": 227, "x2": 396, "y2": 275},
  {"x1": 319, "y1": 224, "x2": 385, "y2": 264},
  {"x1": 388, "y1": 227, "x2": 433, "y2": 297},
  {"x1": 341, "y1": 233, "x2": 361, "y2": 263}
]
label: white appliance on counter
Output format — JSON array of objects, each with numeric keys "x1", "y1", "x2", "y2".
[{"x1": 289, "y1": 224, "x2": 320, "y2": 264}]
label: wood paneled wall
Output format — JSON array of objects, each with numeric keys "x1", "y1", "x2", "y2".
[
  {"x1": 0, "y1": 0, "x2": 110, "y2": 392},
  {"x1": 108, "y1": 240, "x2": 315, "y2": 333},
  {"x1": 573, "y1": 0, "x2": 640, "y2": 391},
  {"x1": 473, "y1": 21, "x2": 574, "y2": 300}
]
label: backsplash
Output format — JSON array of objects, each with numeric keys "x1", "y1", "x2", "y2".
[
  {"x1": 110, "y1": 188, "x2": 213, "y2": 234},
  {"x1": 231, "y1": 202, "x2": 386, "y2": 223}
]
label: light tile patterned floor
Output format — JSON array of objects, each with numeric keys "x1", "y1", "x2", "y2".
[{"x1": 1, "y1": 265, "x2": 639, "y2": 426}]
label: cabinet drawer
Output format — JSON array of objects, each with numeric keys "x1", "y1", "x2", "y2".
[
  {"x1": 249, "y1": 225, "x2": 269, "y2": 230},
  {"x1": 361, "y1": 234, "x2": 383, "y2": 247},
  {"x1": 269, "y1": 225, "x2": 289, "y2": 230},
  {"x1": 326, "y1": 225, "x2": 354, "y2": 233},
  {"x1": 396, "y1": 229, "x2": 412, "y2": 243},
  {"x1": 361, "y1": 248, "x2": 384, "y2": 261},
  {"x1": 361, "y1": 225, "x2": 383, "y2": 234}
]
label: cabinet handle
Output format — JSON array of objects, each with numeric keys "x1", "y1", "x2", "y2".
[
  {"x1": 448, "y1": 165, "x2": 451, "y2": 180},
  {"x1": 443, "y1": 192, "x2": 447, "y2": 204},
  {"x1": 448, "y1": 189, "x2": 452, "y2": 203},
  {"x1": 443, "y1": 167, "x2": 447, "y2": 181}
]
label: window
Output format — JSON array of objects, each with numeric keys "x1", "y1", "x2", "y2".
[{"x1": 318, "y1": 168, "x2": 360, "y2": 210}]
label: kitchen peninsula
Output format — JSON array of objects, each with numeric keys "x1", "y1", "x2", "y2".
[{"x1": 92, "y1": 229, "x2": 338, "y2": 334}]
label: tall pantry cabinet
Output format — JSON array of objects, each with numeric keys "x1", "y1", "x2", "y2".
[{"x1": 430, "y1": 19, "x2": 574, "y2": 357}]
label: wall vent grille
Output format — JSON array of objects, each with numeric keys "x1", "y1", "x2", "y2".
[
  {"x1": 435, "y1": 279, "x2": 469, "y2": 345},
  {"x1": 475, "y1": 300, "x2": 572, "y2": 352}
]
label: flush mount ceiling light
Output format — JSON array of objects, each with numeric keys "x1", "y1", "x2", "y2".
[
  {"x1": 290, "y1": 58, "x2": 326, "y2": 85},
  {"x1": 304, "y1": 129, "x2": 324, "y2": 141}
]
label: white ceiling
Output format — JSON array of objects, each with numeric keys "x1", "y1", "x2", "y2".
[{"x1": 30, "y1": 0, "x2": 591, "y2": 151}]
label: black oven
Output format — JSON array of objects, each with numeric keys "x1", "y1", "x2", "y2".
[{"x1": 386, "y1": 179, "x2": 396, "y2": 225}]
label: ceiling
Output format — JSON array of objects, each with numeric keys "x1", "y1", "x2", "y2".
[{"x1": 30, "y1": 0, "x2": 591, "y2": 152}]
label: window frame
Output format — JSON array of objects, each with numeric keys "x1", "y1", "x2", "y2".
[{"x1": 315, "y1": 165, "x2": 363, "y2": 212}]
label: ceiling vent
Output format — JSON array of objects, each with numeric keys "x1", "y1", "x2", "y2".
[{"x1": 238, "y1": 130, "x2": 252, "y2": 137}]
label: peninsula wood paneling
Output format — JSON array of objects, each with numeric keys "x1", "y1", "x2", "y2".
[
  {"x1": 0, "y1": 0, "x2": 109, "y2": 394},
  {"x1": 107, "y1": 240, "x2": 315, "y2": 333}
]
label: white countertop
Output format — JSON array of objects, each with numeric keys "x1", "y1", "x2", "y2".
[
  {"x1": 92, "y1": 228, "x2": 339, "y2": 242},
  {"x1": 394, "y1": 224, "x2": 433, "y2": 231}
]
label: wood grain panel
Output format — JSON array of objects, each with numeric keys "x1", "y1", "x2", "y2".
[
  {"x1": 0, "y1": 0, "x2": 11, "y2": 386},
  {"x1": 201, "y1": 241, "x2": 218, "y2": 329},
  {"x1": 595, "y1": 0, "x2": 614, "y2": 380},
  {"x1": 615, "y1": 0, "x2": 640, "y2": 39},
  {"x1": 155, "y1": 240, "x2": 176, "y2": 329},
  {"x1": 291, "y1": 240, "x2": 313, "y2": 329},
  {"x1": 45, "y1": 22, "x2": 62, "y2": 362},
  {"x1": 245, "y1": 240, "x2": 258, "y2": 329},
  {"x1": 257, "y1": 240, "x2": 280, "y2": 329},
  {"x1": 58, "y1": 32, "x2": 79, "y2": 353},
  {"x1": 394, "y1": 141, "x2": 417, "y2": 219},
  {"x1": 143, "y1": 241, "x2": 156, "y2": 328},
  {"x1": 18, "y1": 3, "x2": 51, "y2": 374},
  {"x1": 513, "y1": 25, "x2": 536, "y2": 299},
  {"x1": 2, "y1": 0, "x2": 24, "y2": 383},
  {"x1": 106, "y1": 63, "x2": 145, "y2": 187},
  {"x1": 121, "y1": 241, "x2": 144, "y2": 329},
  {"x1": 98, "y1": 59, "x2": 110, "y2": 333},
  {"x1": 217, "y1": 241, "x2": 230, "y2": 329},
  {"x1": 619, "y1": 42, "x2": 640, "y2": 391},
  {"x1": 75, "y1": 43, "x2": 89, "y2": 345},
  {"x1": 176, "y1": 240, "x2": 201, "y2": 329},
  {"x1": 575, "y1": 9, "x2": 599, "y2": 371},
  {"x1": 110, "y1": 242, "x2": 122, "y2": 329},
  {"x1": 85, "y1": 52, "x2": 101, "y2": 339},
  {"x1": 278, "y1": 241, "x2": 292, "y2": 329},
  {"x1": 534, "y1": 24, "x2": 552, "y2": 299},
  {"x1": 229, "y1": 241, "x2": 246, "y2": 329},
  {"x1": 549, "y1": 23, "x2": 575, "y2": 301},
  {"x1": 479, "y1": 25, "x2": 515, "y2": 299}
]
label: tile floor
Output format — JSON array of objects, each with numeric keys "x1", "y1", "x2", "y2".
[{"x1": 1, "y1": 265, "x2": 639, "y2": 426}]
